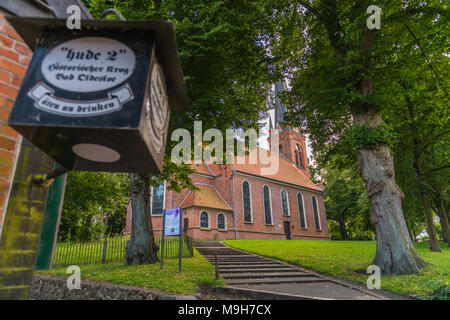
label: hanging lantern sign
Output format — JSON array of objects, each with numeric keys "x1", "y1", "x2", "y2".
[{"x1": 6, "y1": 17, "x2": 188, "y2": 173}]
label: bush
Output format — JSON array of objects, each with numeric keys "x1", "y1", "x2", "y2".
[{"x1": 427, "y1": 280, "x2": 450, "y2": 300}]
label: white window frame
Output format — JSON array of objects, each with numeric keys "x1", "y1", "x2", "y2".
[
  {"x1": 217, "y1": 212, "x2": 227, "y2": 231},
  {"x1": 280, "y1": 188, "x2": 290, "y2": 216},
  {"x1": 200, "y1": 210, "x2": 210, "y2": 229},
  {"x1": 241, "y1": 180, "x2": 253, "y2": 223},
  {"x1": 297, "y1": 192, "x2": 307, "y2": 229},
  {"x1": 262, "y1": 184, "x2": 273, "y2": 226},
  {"x1": 312, "y1": 196, "x2": 322, "y2": 231},
  {"x1": 150, "y1": 181, "x2": 166, "y2": 216}
]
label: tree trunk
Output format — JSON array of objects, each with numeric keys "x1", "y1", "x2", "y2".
[
  {"x1": 420, "y1": 191, "x2": 441, "y2": 252},
  {"x1": 435, "y1": 196, "x2": 450, "y2": 247},
  {"x1": 338, "y1": 217, "x2": 348, "y2": 240},
  {"x1": 125, "y1": 174, "x2": 159, "y2": 265},
  {"x1": 353, "y1": 30, "x2": 425, "y2": 274},
  {"x1": 356, "y1": 144, "x2": 427, "y2": 274}
]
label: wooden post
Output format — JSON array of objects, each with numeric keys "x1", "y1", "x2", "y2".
[
  {"x1": 160, "y1": 211, "x2": 166, "y2": 270},
  {"x1": 178, "y1": 209, "x2": 182, "y2": 272},
  {"x1": 101, "y1": 239, "x2": 108, "y2": 264}
]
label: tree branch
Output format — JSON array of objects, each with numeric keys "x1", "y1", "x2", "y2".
[
  {"x1": 424, "y1": 164, "x2": 450, "y2": 176},
  {"x1": 404, "y1": 24, "x2": 449, "y2": 97}
]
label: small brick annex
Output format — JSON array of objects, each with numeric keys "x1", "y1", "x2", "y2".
[
  {"x1": 0, "y1": 11, "x2": 32, "y2": 229},
  {"x1": 126, "y1": 128, "x2": 330, "y2": 241}
]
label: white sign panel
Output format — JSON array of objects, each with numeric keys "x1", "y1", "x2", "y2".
[
  {"x1": 164, "y1": 208, "x2": 181, "y2": 236},
  {"x1": 41, "y1": 37, "x2": 136, "y2": 93}
]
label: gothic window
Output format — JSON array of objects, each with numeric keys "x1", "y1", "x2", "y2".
[
  {"x1": 242, "y1": 181, "x2": 252, "y2": 222},
  {"x1": 312, "y1": 196, "x2": 321, "y2": 230},
  {"x1": 297, "y1": 193, "x2": 306, "y2": 229},
  {"x1": 295, "y1": 145, "x2": 304, "y2": 168},
  {"x1": 217, "y1": 213, "x2": 226, "y2": 230},
  {"x1": 281, "y1": 188, "x2": 289, "y2": 216},
  {"x1": 151, "y1": 181, "x2": 165, "y2": 215},
  {"x1": 200, "y1": 211, "x2": 209, "y2": 229},
  {"x1": 263, "y1": 185, "x2": 272, "y2": 225}
]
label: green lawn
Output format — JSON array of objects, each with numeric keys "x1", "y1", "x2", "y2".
[
  {"x1": 38, "y1": 249, "x2": 224, "y2": 295},
  {"x1": 52, "y1": 236, "x2": 193, "y2": 266},
  {"x1": 224, "y1": 240, "x2": 449, "y2": 298}
]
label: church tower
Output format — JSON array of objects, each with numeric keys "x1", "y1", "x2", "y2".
[{"x1": 269, "y1": 79, "x2": 310, "y2": 175}]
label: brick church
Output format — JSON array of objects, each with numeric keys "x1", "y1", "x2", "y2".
[{"x1": 126, "y1": 80, "x2": 329, "y2": 240}]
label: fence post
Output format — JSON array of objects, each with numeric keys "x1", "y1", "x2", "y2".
[{"x1": 102, "y1": 239, "x2": 108, "y2": 264}]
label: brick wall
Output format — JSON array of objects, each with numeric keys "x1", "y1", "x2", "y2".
[
  {"x1": 0, "y1": 11, "x2": 32, "y2": 229},
  {"x1": 233, "y1": 174, "x2": 328, "y2": 240}
]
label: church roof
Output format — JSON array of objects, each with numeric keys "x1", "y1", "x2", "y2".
[
  {"x1": 208, "y1": 148, "x2": 321, "y2": 192},
  {"x1": 178, "y1": 183, "x2": 232, "y2": 211},
  {"x1": 191, "y1": 163, "x2": 215, "y2": 176}
]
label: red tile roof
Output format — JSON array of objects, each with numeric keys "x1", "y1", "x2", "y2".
[
  {"x1": 208, "y1": 148, "x2": 320, "y2": 191},
  {"x1": 178, "y1": 183, "x2": 232, "y2": 211}
]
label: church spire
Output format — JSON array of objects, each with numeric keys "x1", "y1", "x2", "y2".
[{"x1": 274, "y1": 79, "x2": 288, "y2": 128}]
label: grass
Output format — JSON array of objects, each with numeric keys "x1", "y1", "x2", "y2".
[
  {"x1": 224, "y1": 240, "x2": 449, "y2": 298},
  {"x1": 38, "y1": 249, "x2": 224, "y2": 295},
  {"x1": 53, "y1": 236, "x2": 193, "y2": 266}
]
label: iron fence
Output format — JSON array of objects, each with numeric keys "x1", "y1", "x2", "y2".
[{"x1": 52, "y1": 234, "x2": 194, "y2": 267}]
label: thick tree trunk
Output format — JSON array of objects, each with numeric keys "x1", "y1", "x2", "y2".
[
  {"x1": 411, "y1": 224, "x2": 417, "y2": 242},
  {"x1": 125, "y1": 174, "x2": 159, "y2": 265},
  {"x1": 338, "y1": 217, "x2": 348, "y2": 240},
  {"x1": 353, "y1": 30, "x2": 425, "y2": 274},
  {"x1": 420, "y1": 191, "x2": 441, "y2": 252},
  {"x1": 356, "y1": 144, "x2": 426, "y2": 274},
  {"x1": 435, "y1": 196, "x2": 450, "y2": 247}
]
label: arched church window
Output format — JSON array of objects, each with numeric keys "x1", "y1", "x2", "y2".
[
  {"x1": 242, "y1": 181, "x2": 252, "y2": 222},
  {"x1": 295, "y1": 145, "x2": 304, "y2": 168},
  {"x1": 200, "y1": 211, "x2": 209, "y2": 229},
  {"x1": 312, "y1": 196, "x2": 321, "y2": 230},
  {"x1": 281, "y1": 188, "x2": 289, "y2": 216},
  {"x1": 263, "y1": 185, "x2": 272, "y2": 225},
  {"x1": 151, "y1": 182, "x2": 165, "y2": 215},
  {"x1": 297, "y1": 193, "x2": 306, "y2": 229},
  {"x1": 217, "y1": 213, "x2": 226, "y2": 230}
]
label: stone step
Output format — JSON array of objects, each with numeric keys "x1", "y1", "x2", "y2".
[
  {"x1": 219, "y1": 267, "x2": 297, "y2": 273},
  {"x1": 215, "y1": 261, "x2": 281, "y2": 266},
  {"x1": 202, "y1": 254, "x2": 254, "y2": 258},
  {"x1": 226, "y1": 277, "x2": 329, "y2": 285},
  {"x1": 194, "y1": 242, "x2": 226, "y2": 247},
  {"x1": 222, "y1": 272, "x2": 311, "y2": 279},
  {"x1": 196, "y1": 250, "x2": 242, "y2": 255},
  {"x1": 218, "y1": 264, "x2": 286, "y2": 269},
  {"x1": 205, "y1": 258, "x2": 272, "y2": 263}
]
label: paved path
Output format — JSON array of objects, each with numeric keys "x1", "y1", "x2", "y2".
[{"x1": 195, "y1": 241, "x2": 402, "y2": 300}]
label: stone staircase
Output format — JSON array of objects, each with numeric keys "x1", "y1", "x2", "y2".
[{"x1": 195, "y1": 241, "x2": 328, "y2": 286}]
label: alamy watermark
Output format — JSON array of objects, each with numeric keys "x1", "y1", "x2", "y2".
[
  {"x1": 66, "y1": 265, "x2": 81, "y2": 290},
  {"x1": 171, "y1": 121, "x2": 280, "y2": 175},
  {"x1": 366, "y1": 265, "x2": 381, "y2": 290},
  {"x1": 366, "y1": 5, "x2": 382, "y2": 30},
  {"x1": 66, "y1": 5, "x2": 82, "y2": 30}
]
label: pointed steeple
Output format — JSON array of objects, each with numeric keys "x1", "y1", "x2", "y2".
[
  {"x1": 274, "y1": 79, "x2": 288, "y2": 128},
  {"x1": 268, "y1": 114, "x2": 274, "y2": 130}
]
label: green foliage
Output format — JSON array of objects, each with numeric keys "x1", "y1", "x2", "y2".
[
  {"x1": 340, "y1": 123, "x2": 397, "y2": 150},
  {"x1": 84, "y1": 0, "x2": 290, "y2": 192},
  {"x1": 59, "y1": 172, "x2": 130, "y2": 242},
  {"x1": 40, "y1": 250, "x2": 225, "y2": 294},
  {"x1": 321, "y1": 165, "x2": 373, "y2": 240},
  {"x1": 225, "y1": 240, "x2": 450, "y2": 298},
  {"x1": 426, "y1": 280, "x2": 450, "y2": 300}
]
